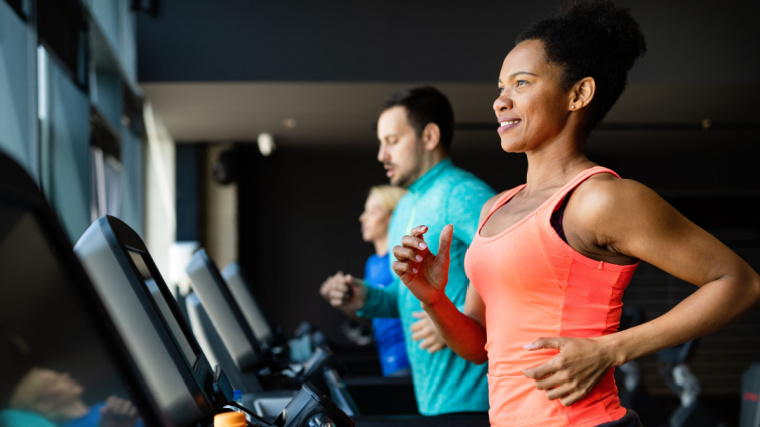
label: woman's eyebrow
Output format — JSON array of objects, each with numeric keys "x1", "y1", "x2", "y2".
[{"x1": 499, "y1": 71, "x2": 538, "y2": 85}]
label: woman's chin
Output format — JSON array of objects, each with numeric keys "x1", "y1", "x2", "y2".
[{"x1": 500, "y1": 139, "x2": 524, "y2": 153}]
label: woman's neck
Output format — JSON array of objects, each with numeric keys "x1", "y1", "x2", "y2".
[
  {"x1": 523, "y1": 145, "x2": 593, "y2": 195},
  {"x1": 522, "y1": 125, "x2": 594, "y2": 190},
  {"x1": 373, "y1": 237, "x2": 388, "y2": 256}
]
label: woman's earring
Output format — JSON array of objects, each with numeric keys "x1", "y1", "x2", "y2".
[{"x1": 571, "y1": 105, "x2": 576, "y2": 109}]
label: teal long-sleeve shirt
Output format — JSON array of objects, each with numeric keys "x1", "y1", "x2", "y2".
[{"x1": 358, "y1": 158, "x2": 495, "y2": 415}]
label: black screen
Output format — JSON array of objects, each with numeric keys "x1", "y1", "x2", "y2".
[
  {"x1": 128, "y1": 251, "x2": 198, "y2": 368},
  {"x1": 0, "y1": 206, "x2": 147, "y2": 427}
]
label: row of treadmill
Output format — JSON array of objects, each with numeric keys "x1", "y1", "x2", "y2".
[{"x1": 0, "y1": 151, "x2": 490, "y2": 427}]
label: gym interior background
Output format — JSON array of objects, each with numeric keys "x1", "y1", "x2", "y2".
[{"x1": 1, "y1": 0, "x2": 759, "y2": 424}]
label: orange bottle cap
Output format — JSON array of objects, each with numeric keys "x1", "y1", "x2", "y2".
[{"x1": 214, "y1": 411, "x2": 246, "y2": 427}]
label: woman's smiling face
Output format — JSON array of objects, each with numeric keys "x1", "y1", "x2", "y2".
[{"x1": 493, "y1": 39, "x2": 573, "y2": 154}]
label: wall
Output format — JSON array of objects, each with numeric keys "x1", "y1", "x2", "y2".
[
  {"x1": 201, "y1": 144, "x2": 238, "y2": 270},
  {"x1": 0, "y1": 0, "x2": 37, "y2": 177},
  {"x1": 1, "y1": 0, "x2": 146, "y2": 243},
  {"x1": 143, "y1": 103, "x2": 177, "y2": 281}
]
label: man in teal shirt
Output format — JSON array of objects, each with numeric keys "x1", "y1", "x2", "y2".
[{"x1": 321, "y1": 86, "x2": 494, "y2": 415}]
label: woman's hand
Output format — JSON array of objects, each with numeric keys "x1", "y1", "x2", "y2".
[
  {"x1": 522, "y1": 336, "x2": 619, "y2": 406},
  {"x1": 392, "y1": 224, "x2": 453, "y2": 306}
]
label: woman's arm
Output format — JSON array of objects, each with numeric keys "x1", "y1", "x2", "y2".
[
  {"x1": 392, "y1": 194, "x2": 503, "y2": 364},
  {"x1": 586, "y1": 178, "x2": 760, "y2": 362},
  {"x1": 392, "y1": 224, "x2": 489, "y2": 363},
  {"x1": 523, "y1": 177, "x2": 760, "y2": 405},
  {"x1": 422, "y1": 276, "x2": 488, "y2": 363}
]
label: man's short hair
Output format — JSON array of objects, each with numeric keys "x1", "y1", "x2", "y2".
[{"x1": 379, "y1": 86, "x2": 455, "y2": 152}]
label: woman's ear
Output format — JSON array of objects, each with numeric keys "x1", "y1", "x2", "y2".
[
  {"x1": 569, "y1": 77, "x2": 596, "y2": 111},
  {"x1": 421, "y1": 122, "x2": 441, "y2": 151}
]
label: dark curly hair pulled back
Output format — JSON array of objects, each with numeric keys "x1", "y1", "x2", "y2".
[{"x1": 517, "y1": 0, "x2": 647, "y2": 130}]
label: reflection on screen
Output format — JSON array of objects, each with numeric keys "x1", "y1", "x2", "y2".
[
  {"x1": 0, "y1": 207, "x2": 145, "y2": 427},
  {"x1": 128, "y1": 251, "x2": 197, "y2": 367}
]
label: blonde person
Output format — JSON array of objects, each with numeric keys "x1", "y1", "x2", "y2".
[
  {"x1": 3, "y1": 367, "x2": 140, "y2": 427},
  {"x1": 323, "y1": 185, "x2": 412, "y2": 377}
]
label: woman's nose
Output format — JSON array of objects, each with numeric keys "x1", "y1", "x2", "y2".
[{"x1": 493, "y1": 95, "x2": 512, "y2": 113}]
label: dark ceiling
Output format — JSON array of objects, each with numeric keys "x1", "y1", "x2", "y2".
[{"x1": 135, "y1": 0, "x2": 760, "y2": 149}]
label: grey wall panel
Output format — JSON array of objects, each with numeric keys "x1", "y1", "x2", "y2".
[
  {"x1": 121, "y1": 127, "x2": 144, "y2": 235},
  {"x1": 41, "y1": 53, "x2": 92, "y2": 243},
  {"x1": 0, "y1": 1, "x2": 35, "y2": 176}
]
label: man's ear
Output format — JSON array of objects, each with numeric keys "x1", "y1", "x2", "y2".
[
  {"x1": 569, "y1": 77, "x2": 596, "y2": 111},
  {"x1": 421, "y1": 123, "x2": 441, "y2": 151}
]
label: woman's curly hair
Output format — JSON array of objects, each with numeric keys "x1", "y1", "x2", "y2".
[{"x1": 517, "y1": 0, "x2": 647, "y2": 131}]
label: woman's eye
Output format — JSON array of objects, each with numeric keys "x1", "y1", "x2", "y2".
[
  {"x1": 516, "y1": 80, "x2": 527, "y2": 87},
  {"x1": 498, "y1": 87, "x2": 505, "y2": 95}
]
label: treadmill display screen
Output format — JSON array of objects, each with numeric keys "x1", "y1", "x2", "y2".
[
  {"x1": 129, "y1": 251, "x2": 198, "y2": 367},
  {"x1": 0, "y1": 207, "x2": 148, "y2": 427}
]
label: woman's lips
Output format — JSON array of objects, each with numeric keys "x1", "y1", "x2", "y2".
[{"x1": 497, "y1": 120, "x2": 521, "y2": 134}]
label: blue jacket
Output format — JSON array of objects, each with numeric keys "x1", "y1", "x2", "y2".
[{"x1": 365, "y1": 252, "x2": 411, "y2": 377}]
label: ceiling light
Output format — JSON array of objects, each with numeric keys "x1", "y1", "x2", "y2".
[
  {"x1": 257, "y1": 133, "x2": 275, "y2": 156},
  {"x1": 283, "y1": 118, "x2": 297, "y2": 129}
]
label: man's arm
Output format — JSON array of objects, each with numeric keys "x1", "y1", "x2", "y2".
[
  {"x1": 356, "y1": 277, "x2": 401, "y2": 318},
  {"x1": 319, "y1": 270, "x2": 400, "y2": 318}
]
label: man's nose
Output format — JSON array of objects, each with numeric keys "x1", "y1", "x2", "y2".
[{"x1": 377, "y1": 144, "x2": 388, "y2": 163}]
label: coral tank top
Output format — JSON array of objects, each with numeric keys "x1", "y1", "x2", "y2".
[{"x1": 465, "y1": 167, "x2": 638, "y2": 427}]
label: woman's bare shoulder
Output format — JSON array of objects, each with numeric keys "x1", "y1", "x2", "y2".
[
  {"x1": 569, "y1": 174, "x2": 675, "y2": 239},
  {"x1": 574, "y1": 174, "x2": 659, "y2": 211}
]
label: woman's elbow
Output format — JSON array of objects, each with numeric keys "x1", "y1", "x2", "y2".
[
  {"x1": 471, "y1": 355, "x2": 488, "y2": 365},
  {"x1": 736, "y1": 263, "x2": 760, "y2": 301},
  {"x1": 727, "y1": 267, "x2": 760, "y2": 315},
  {"x1": 748, "y1": 271, "x2": 760, "y2": 307},
  {"x1": 462, "y1": 350, "x2": 488, "y2": 365}
]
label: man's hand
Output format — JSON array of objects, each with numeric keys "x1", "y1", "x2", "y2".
[
  {"x1": 319, "y1": 271, "x2": 367, "y2": 313},
  {"x1": 410, "y1": 311, "x2": 446, "y2": 353}
]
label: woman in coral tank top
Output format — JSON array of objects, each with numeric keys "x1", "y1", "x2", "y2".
[{"x1": 390, "y1": 1, "x2": 760, "y2": 426}]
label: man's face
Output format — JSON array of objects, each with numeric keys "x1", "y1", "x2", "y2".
[{"x1": 376, "y1": 106, "x2": 426, "y2": 188}]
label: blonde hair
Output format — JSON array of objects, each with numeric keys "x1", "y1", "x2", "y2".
[
  {"x1": 9, "y1": 368, "x2": 45, "y2": 410},
  {"x1": 368, "y1": 185, "x2": 407, "y2": 212}
]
